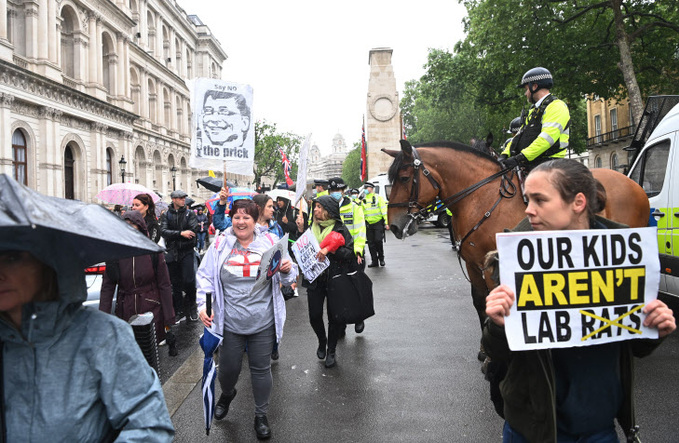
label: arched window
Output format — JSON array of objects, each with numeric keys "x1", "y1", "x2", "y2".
[
  {"x1": 64, "y1": 145, "x2": 75, "y2": 199},
  {"x1": 106, "y1": 148, "x2": 113, "y2": 186},
  {"x1": 611, "y1": 153, "x2": 619, "y2": 170},
  {"x1": 594, "y1": 156, "x2": 602, "y2": 169},
  {"x1": 102, "y1": 33, "x2": 116, "y2": 94},
  {"x1": 60, "y1": 6, "x2": 78, "y2": 79},
  {"x1": 12, "y1": 130, "x2": 27, "y2": 185}
]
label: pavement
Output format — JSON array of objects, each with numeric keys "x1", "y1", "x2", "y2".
[{"x1": 159, "y1": 225, "x2": 679, "y2": 442}]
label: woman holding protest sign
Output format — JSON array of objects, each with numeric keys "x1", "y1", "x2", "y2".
[
  {"x1": 295, "y1": 195, "x2": 356, "y2": 368},
  {"x1": 196, "y1": 199, "x2": 297, "y2": 439},
  {"x1": 484, "y1": 159, "x2": 675, "y2": 443}
]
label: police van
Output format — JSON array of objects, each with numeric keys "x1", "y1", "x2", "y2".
[
  {"x1": 359, "y1": 173, "x2": 391, "y2": 202},
  {"x1": 627, "y1": 95, "x2": 679, "y2": 300}
]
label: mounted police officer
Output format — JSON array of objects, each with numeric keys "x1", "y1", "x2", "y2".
[
  {"x1": 500, "y1": 67, "x2": 570, "y2": 172},
  {"x1": 329, "y1": 177, "x2": 368, "y2": 333},
  {"x1": 362, "y1": 182, "x2": 389, "y2": 267},
  {"x1": 500, "y1": 116, "x2": 522, "y2": 152}
]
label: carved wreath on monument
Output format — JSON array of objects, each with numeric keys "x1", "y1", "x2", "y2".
[{"x1": 368, "y1": 93, "x2": 397, "y2": 122}]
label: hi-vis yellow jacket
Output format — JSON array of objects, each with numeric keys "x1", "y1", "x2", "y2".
[
  {"x1": 339, "y1": 197, "x2": 366, "y2": 256},
  {"x1": 362, "y1": 192, "x2": 388, "y2": 225}
]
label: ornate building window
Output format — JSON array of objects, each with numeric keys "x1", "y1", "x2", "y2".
[
  {"x1": 106, "y1": 148, "x2": 113, "y2": 186},
  {"x1": 12, "y1": 130, "x2": 27, "y2": 185},
  {"x1": 64, "y1": 145, "x2": 75, "y2": 199}
]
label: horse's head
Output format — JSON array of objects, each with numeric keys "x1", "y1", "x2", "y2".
[
  {"x1": 471, "y1": 132, "x2": 496, "y2": 158},
  {"x1": 382, "y1": 140, "x2": 442, "y2": 239}
]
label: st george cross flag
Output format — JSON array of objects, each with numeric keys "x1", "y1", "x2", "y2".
[
  {"x1": 279, "y1": 147, "x2": 294, "y2": 186},
  {"x1": 360, "y1": 123, "x2": 367, "y2": 181},
  {"x1": 189, "y1": 78, "x2": 255, "y2": 176}
]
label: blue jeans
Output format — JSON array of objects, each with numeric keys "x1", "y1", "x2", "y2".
[
  {"x1": 503, "y1": 422, "x2": 618, "y2": 443},
  {"x1": 197, "y1": 232, "x2": 207, "y2": 250}
]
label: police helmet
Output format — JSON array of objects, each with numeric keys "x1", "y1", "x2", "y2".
[
  {"x1": 518, "y1": 67, "x2": 553, "y2": 90},
  {"x1": 507, "y1": 117, "x2": 522, "y2": 134}
]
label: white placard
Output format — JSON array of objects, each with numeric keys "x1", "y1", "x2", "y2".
[
  {"x1": 497, "y1": 227, "x2": 659, "y2": 351},
  {"x1": 294, "y1": 133, "x2": 311, "y2": 207},
  {"x1": 292, "y1": 229, "x2": 329, "y2": 283},
  {"x1": 252, "y1": 234, "x2": 289, "y2": 293},
  {"x1": 189, "y1": 78, "x2": 255, "y2": 175}
]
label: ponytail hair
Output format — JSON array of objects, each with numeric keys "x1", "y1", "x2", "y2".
[{"x1": 530, "y1": 159, "x2": 605, "y2": 221}]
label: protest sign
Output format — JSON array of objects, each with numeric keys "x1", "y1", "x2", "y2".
[
  {"x1": 497, "y1": 227, "x2": 660, "y2": 351},
  {"x1": 292, "y1": 229, "x2": 329, "y2": 283},
  {"x1": 294, "y1": 133, "x2": 311, "y2": 207},
  {"x1": 189, "y1": 78, "x2": 254, "y2": 175},
  {"x1": 252, "y1": 234, "x2": 289, "y2": 294}
]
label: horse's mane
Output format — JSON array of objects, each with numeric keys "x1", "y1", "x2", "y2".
[{"x1": 388, "y1": 141, "x2": 500, "y2": 184}]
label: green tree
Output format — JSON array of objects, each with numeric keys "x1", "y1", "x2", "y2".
[
  {"x1": 342, "y1": 143, "x2": 364, "y2": 189},
  {"x1": 253, "y1": 120, "x2": 302, "y2": 188},
  {"x1": 457, "y1": 0, "x2": 679, "y2": 123}
]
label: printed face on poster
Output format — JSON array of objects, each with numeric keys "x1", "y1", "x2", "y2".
[
  {"x1": 189, "y1": 78, "x2": 255, "y2": 175},
  {"x1": 497, "y1": 227, "x2": 660, "y2": 351},
  {"x1": 252, "y1": 234, "x2": 289, "y2": 294},
  {"x1": 292, "y1": 229, "x2": 329, "y2": 283}
]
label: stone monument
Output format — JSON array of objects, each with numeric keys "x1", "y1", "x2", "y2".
[{"x1": 366, "y1": 48, "x2": 401, "y2": 177}]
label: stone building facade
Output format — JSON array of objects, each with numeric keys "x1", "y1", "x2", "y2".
[
  {"x1": 307, "y1": 133, "x2": 348, "y2": 182},
  {"x1": 365, "y1": 48, "x2": 401, "y2": 177},
  {"x1": 0, "y1": 0, "x2": 229, "y2": 202},
  {"x1": 586, "y1": 96, "x2": 636, "y2": 173}
]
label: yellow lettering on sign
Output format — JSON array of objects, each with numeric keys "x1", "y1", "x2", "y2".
[
  {"x1": 518, "y1": 275, "x2": 542, "y2": 308},
  {"x1": 543, "y1": 273, "x2": 568, "y2": 306},
  {"x1": 591, "y1": 270, "x2": 614, "y2": 304},
  {"x1": 567, "y1": 271, "x2": 589, "y2": 304},
  {"x1": 624, "y1": 268, "x2": 645, "y2": 300}
]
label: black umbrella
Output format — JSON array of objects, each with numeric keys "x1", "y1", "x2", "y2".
[
  {"x1": 196, "y1": 176, "x2": 236, "y2": 193},
  {"x1": 0, "y1": 174, "x2": 164, "y2": 268}
]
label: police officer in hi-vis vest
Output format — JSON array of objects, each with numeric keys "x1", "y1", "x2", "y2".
[
  {"x1": 500, "y1": 67, "x2": 570, "y2": 172},
  {"x1": 361, "y1": 182, "x2": 389, "y2": 267}
]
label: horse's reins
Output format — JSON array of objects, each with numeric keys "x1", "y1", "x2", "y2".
[{"x1": 388, "y1": 146, "x2": 518, "y2": 279}]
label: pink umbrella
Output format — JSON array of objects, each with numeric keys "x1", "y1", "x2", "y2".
[{"x1": 95, "y1": 183, "x2": 161, "y2": 206}]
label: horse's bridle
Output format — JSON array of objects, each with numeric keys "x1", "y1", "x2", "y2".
[{"x1": 388, "y1": 146, "x2": 518, "y2": 255}]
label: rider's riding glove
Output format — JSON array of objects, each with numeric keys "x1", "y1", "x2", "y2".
[{"x1": 500, "y1": 153, "x2": 526, "y2": 170}]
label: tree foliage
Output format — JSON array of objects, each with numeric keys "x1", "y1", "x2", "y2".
[
  {"x1": 401, "y1": 0, "x2": 679, "y2": 153},
  {"x1": 342, "y1": 143, "x2": 363, "y2": 189},
  {"x1": 253, "y1": 120, "x2": 302, "y2": 188}
]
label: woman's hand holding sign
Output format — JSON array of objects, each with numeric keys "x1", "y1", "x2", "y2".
[
  {"x1": 486, "y1": 284, "x2": 515, "y2": 327},
  {"x1": 642, "y1": 299, "x2": 676, "y2": 338},
  {"x1": 279, "y1": 259, "x2": 292, "y2": 274}
]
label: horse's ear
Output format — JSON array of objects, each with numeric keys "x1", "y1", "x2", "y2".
[
  {"x1": 381, "y1": 148, "x2": 399, "y2": 158},
  {"x1": 399, "y1": 139, "x2": 413, "y2": 156},
  {"x1": 485, "y1": 132, "x2": 493, "y2": 147}
]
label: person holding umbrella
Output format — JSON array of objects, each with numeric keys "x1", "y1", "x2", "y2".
[
  {"x1": 197, "y1": 199, "x2": 297, "y2": 440},
  {"x1": 0, "y1": 174, "x2": 174, "y2": 441}
]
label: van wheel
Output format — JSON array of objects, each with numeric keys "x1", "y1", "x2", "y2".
[{"x1": 435, "y1": 212, "x2": 452, "y2": 228}]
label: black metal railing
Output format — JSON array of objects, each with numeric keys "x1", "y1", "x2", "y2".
[{"x1": 586, "y1": 124, "x2": 636, "y2": 147}]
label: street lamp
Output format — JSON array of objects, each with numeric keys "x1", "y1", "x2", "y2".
[
  {"x1": 170, "y1": 166, "x2": 177, "y2": 190},
  {"x1": 119, "y1": 156, "x2": 127, "y2": 183}
]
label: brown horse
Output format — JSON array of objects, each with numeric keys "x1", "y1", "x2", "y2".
[{"x1": 384, "y1": 140, "x2": 650, "y2": 334}]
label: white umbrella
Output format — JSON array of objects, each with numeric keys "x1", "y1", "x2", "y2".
[{"x1": 267, "y1": 189, "x2": 308, "y2": 213}]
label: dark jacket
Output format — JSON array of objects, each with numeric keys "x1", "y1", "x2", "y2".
[
  {"x1": 482, "y1": 216, "x2": 662, "y2": 442},
  {"x1": 304, "y1": 196, "x2": 356, "y2": 289},
  {"x1": 100, "y1": 210, "x2": 174, "y2": 342},
  {"x1": 275, "y1": 201, "x2": 297, "y2": 235},
  {"x1": 196, "y1": 212, "x2": 209, "y2": 233},
  {"x1": 145, "y1": 213, "x2": 161, "y2": 243},
  {"x1": 160, "y1": 204, "x2": 199, "y2": 261}
]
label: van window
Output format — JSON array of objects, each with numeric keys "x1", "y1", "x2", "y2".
[
  {"x1": 385, "y1": 184, "x2": 392, "y2": 200},
  {"x1": 628, "y1": 139, "x2": 670, "y2": 198},
  {"x1": 374, "y1": 186, "x2": 380, "y2": 196}
]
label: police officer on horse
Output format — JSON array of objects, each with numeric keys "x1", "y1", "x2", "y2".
[{"x1": 500, "y1": 67, "x2": 570, "y2": 172}]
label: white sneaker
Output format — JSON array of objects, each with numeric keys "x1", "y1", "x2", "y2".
[
  {"x1": 293, "y1": 288, "x2": 299, "y2": 297},
  {"x1": 158, "y1": 339, "x2": 167, "y2": 346}
]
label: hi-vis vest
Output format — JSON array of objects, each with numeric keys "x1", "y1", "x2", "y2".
[
  {"x1": 503, "y1": 94, "x2": 570, "y2": 162},
  {"x1": 339, "y1": 197, "x2": 366, "y2": 255},
  {"x1": 363, "y1": 193, "x2": 388, "y2": 225}
]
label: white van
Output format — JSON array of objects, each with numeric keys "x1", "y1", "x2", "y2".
[
  {"x1": 627, "y1": 95, "x2": 679, "y2": 299},
  {"x1": 359, "y1": 173, "x2": 391, "y2": 202}
]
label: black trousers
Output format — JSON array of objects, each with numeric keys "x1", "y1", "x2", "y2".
[
  {"x1": 307, "y1": 282, "x2": 343, "y2": 352},
  {"x1": 366, "y1": 220, "x2": 385, "y2": 263},
  {"x1": 167, "y1": 251, "x2": 196, "y2": 315}
]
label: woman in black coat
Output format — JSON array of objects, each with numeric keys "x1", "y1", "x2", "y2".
[{"x1": 296, "y1": 195, "x2": 355, "y2": 368}]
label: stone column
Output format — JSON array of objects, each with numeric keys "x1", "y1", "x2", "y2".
[
  {"x1": 366, "y1": 48, "x2": 401, "y2": 177},
  {"x1": 0, "y1": 94, "x2": 14, "y2": 173},
  {"x1": 47, "y1": 0, "x2": 58, "y2": 62},
  {"x1": 88, "y1": 13, "x2": 98, "y2": 85},
  {"x1": 96, "y1": 19, "x2": 103, "y2": 84},
  {"x1": 25, "y1": 3, "x2": 39, "y2": 59},
  {"x1": 139, "y1": 68, "x2": 148, "y2": 119},
  {"x1": 116, "y1": 33, "x2": 125, "y2": 97},
  {"x1": 139, "y1": 0, "x2": 147, "y2": 49},
  {"x1": 0, "y1": 1, "x2": 6, "y2": 40},
  {"x1": 37, "y1": 0, "x2": 48, "y2": 60}
]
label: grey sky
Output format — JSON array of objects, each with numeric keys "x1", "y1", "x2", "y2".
[{"x1": 179, "y1": 0, "x2": 468, "y2": 153}]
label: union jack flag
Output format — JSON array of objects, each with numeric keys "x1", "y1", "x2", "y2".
[
  {"x1": 278, "y1": 147, "x2": 294, "y2": 186},
  {"x1": 360, "y1": 123, "x2": 367, "y2": 181}
]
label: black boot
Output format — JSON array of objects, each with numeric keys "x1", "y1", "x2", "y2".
[
  {"x1": 254, "y1": 414, "x2": 272, "y2": 439},
  {"x1": 214, "y1": 389, "x2": 237, "y2": 420},
  {"x1": 325, "y1": 349, "x2": 336, "y2": 368},
  {"x1": 316, "y1": 340, "x2": 327, "y2": 360},
  {"x1": 166, "y1": 331, "x2": 178, "y2": 357}
]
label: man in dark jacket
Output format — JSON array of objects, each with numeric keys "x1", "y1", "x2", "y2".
[
  {"x1": 160, "y1": 190, "x2": 199, "y2": 322},
  {"x1": 195, "y1": 207, "x2": 209, "y2": 252}
]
